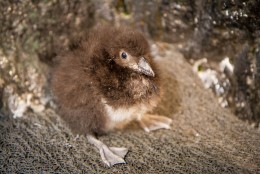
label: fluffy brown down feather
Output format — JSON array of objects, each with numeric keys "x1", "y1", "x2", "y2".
[{"x1": 51, "y1": 25, "x2": 161, "y2": 135}]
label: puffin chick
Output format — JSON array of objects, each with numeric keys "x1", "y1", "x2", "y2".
[{"x1": 51, "y1": 25, "x2": 172, "y2": 167}]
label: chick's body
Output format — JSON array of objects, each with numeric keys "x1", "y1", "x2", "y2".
[{"x1": 51, "y1": 26, "x2": 161, "y2": 136}]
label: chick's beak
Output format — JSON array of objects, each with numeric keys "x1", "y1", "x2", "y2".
[{"x1": 137, "y1": 57, "x2": 155, "y2": 77}]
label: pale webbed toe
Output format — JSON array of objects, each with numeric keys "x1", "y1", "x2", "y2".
[
  {"x1": 138, "y1": 114, "x2": 173, "y2": 132},
  {"x1": 109, "y1": 147, "x2": 128, "y2": 158},
  {"x1": 87, "y1": 135, "x2": 128, "y2": 167},
  {"x1": 99, "y1": 146, "x2": 128, "y2": 167}
]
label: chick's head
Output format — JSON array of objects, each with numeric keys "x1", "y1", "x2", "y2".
[{"x1": 106, "y1": 28, "x2": 155, "y2": 77}]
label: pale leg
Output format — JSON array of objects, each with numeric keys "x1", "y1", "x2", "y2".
[
  {"x1": 137, "y1": 114, "x2": 172, "y2": 132},
  {"x1": 87, "y1": 135, "x2": 128, "y2": 167}
]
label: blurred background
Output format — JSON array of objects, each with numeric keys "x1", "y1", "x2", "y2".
[{"x1": 0, "y1": 0, "x2": 259, "y2": 127}]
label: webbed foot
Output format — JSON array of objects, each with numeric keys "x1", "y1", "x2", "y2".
[
  {"x1": 138, "y1": 114, "x2": 172, "y2": 132},
  {"x1": 87, "y1": 135, "x2": 128, "y2": 167}
]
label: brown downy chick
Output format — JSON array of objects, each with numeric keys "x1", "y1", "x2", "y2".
[{"x1": 51, "y1": 25, "x2": 172, "y2": 167}]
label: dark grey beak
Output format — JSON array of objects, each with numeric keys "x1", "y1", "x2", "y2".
[{"x1": 137, "y1": 57, "x2": 155, "y2": 77}]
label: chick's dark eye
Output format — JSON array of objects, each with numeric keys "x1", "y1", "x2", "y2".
[{"x1": 121, "y1": 52, "x2": 127, "y2": 59}]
